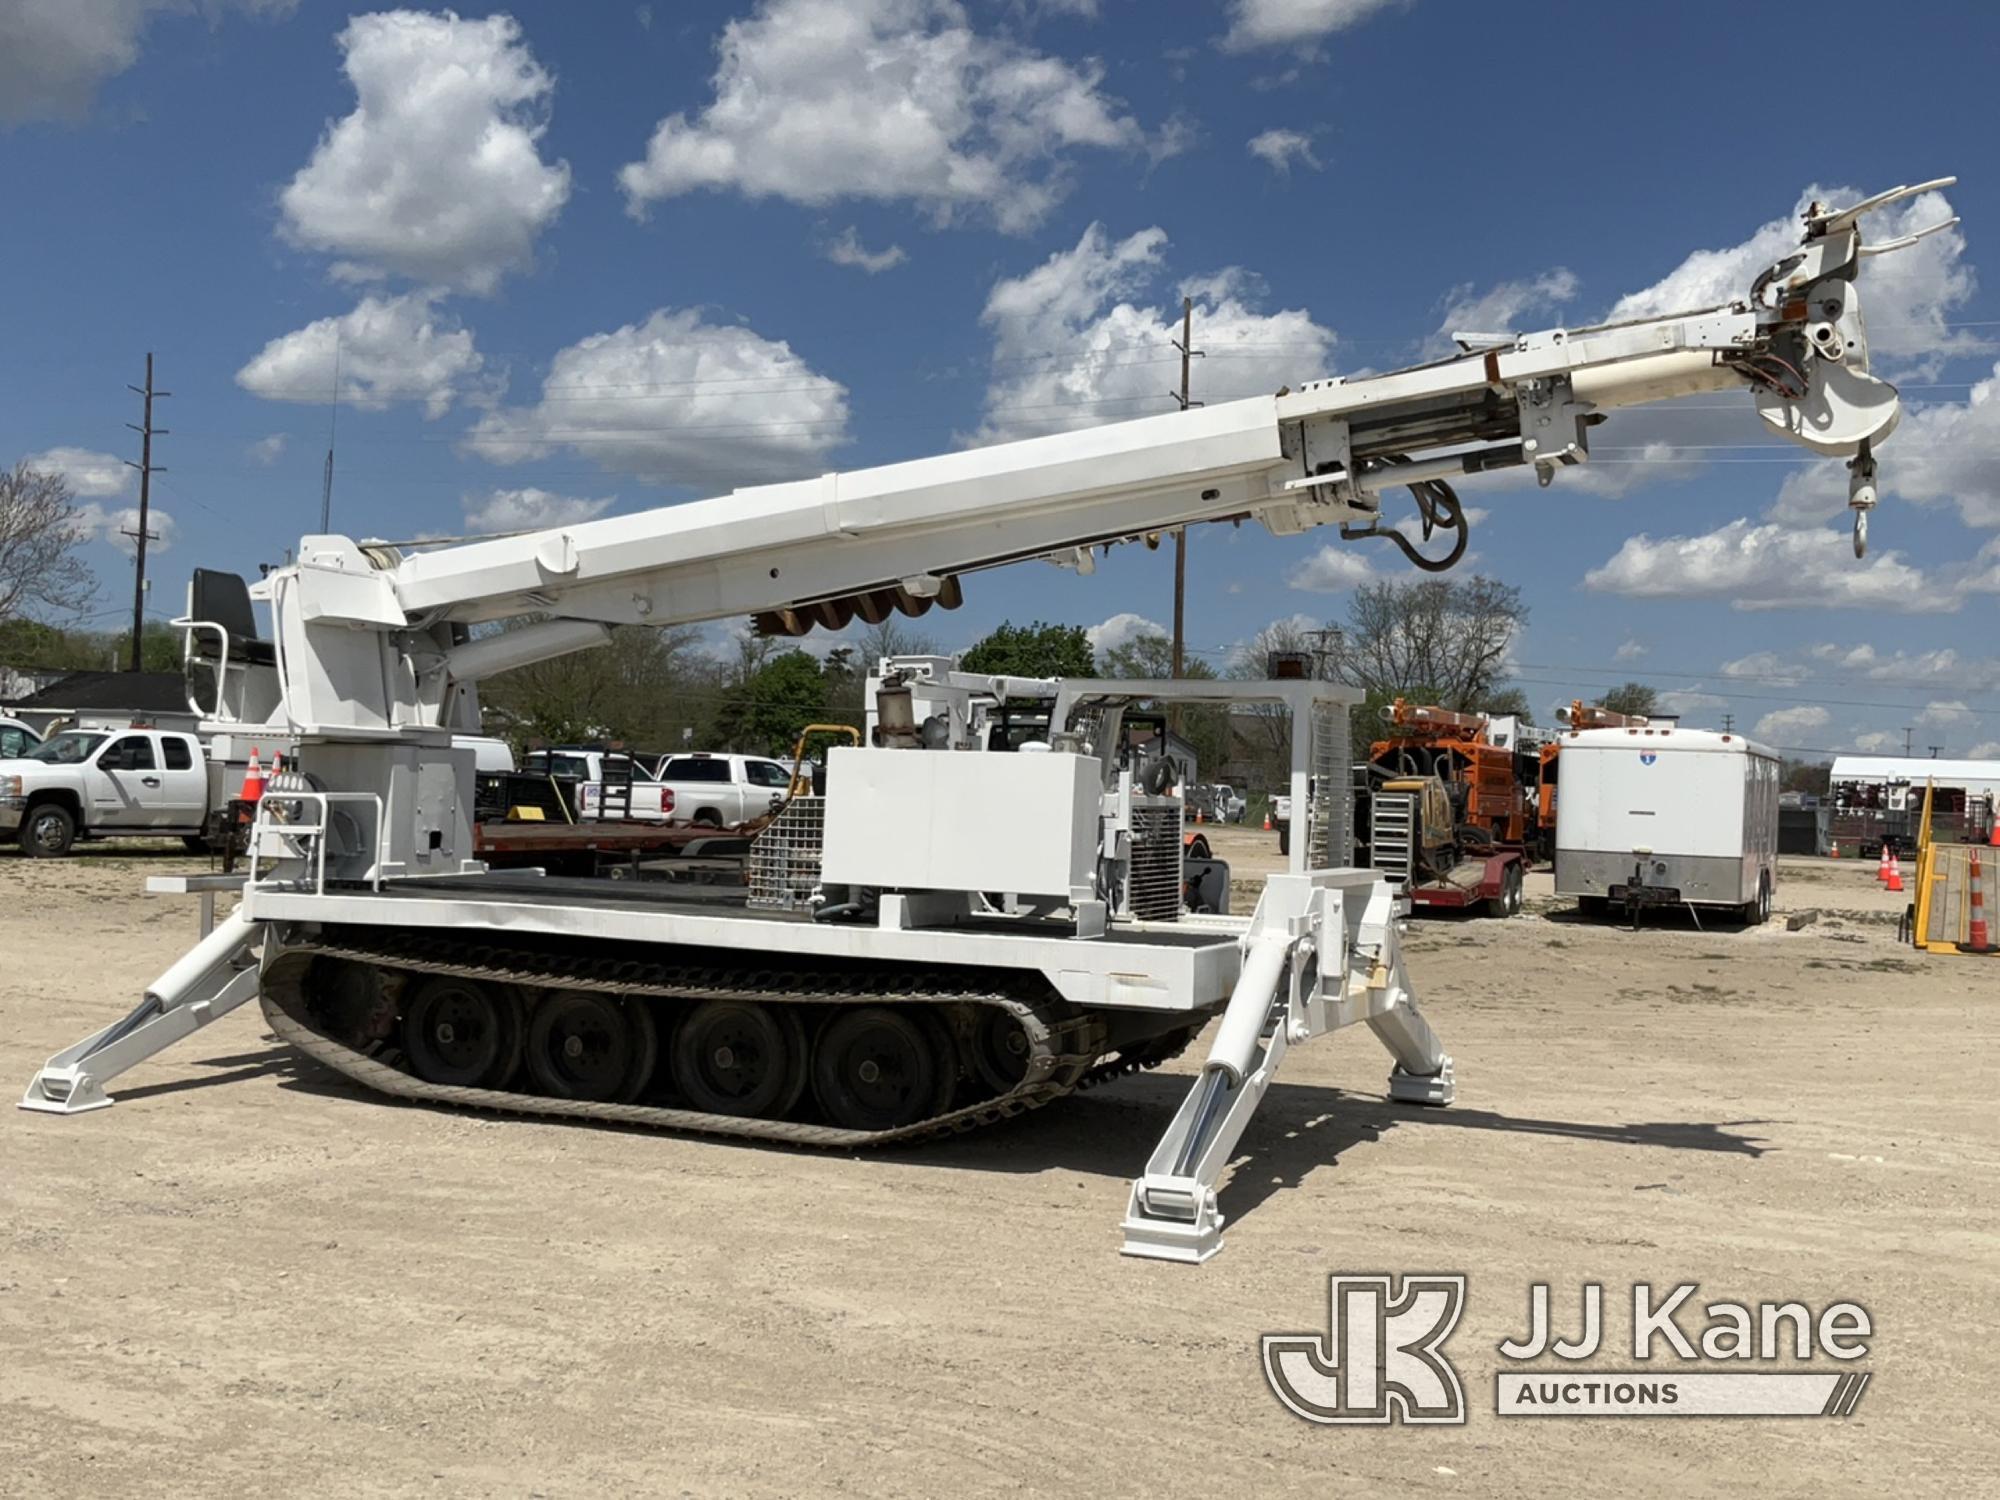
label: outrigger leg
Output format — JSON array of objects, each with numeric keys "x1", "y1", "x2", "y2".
[
  {"x1": 21, "y1": 907, "x2": 262, "y2": 1115},
  {"x1": 1120, "y1": 872, "x2": 1454, "y2": 1263}
]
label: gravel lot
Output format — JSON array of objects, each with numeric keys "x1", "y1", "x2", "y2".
[{"x1": 2, "y1": 832, "x2": 1994, "y2": 1496}]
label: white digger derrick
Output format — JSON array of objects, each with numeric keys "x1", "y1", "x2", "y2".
[{"x1": 20, "y1": 180, "x2": 1951, "y2": 1260}]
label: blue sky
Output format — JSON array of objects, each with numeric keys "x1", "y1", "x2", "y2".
[{"x1": 4, "y1": 0, "x2": 1998, "y2": 758}]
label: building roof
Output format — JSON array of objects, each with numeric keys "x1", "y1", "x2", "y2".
[
  {"x1": 1829, "y1": 755, "x2": 2000, "y2": 788},
  {"x1": 6, "y1": 670, "x2": 189, "y2": 716}
]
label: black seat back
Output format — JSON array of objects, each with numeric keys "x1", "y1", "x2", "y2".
[{"x1": 189, "y1": 569, "x2": 276, "y2": 665}]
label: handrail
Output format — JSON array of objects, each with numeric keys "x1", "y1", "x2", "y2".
[
  {"x1": 248, "y1": 789, "x2": 386, "y2": 894},
  {"x1": 173, "y1": 617, "x2": 232, "y2": 719}
]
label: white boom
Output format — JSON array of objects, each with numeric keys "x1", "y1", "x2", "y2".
[{"x1": 22, "y1": 181, "x2": 1951, "y2": 1261}]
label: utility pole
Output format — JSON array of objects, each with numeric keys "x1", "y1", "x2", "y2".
[
  {"x1": 1904, "y1": 726, "x2": 1915, "y2": 757},
  {"x1": 1168, "y1": 297, "x2": 1203, "y2": 684},
  {"x1": 1721, "y1": 713, "x2": 1735, "y2": 733},
  {"x1": 123, "y1": 353, "x2": 169, "y2": 672}
]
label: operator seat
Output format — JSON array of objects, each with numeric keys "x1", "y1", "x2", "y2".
[{"x1": 187, "y1": 569, "x2": 278, "y2": 667}]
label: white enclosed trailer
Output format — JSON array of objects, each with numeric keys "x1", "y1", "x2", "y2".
[{"x1": 1556, "y1": 727, "x2": 1781, "y2": 923}]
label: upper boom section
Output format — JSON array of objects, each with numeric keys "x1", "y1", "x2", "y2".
[{"x1": 254, "y1": 180, "x2": 1952, "y2": 735}]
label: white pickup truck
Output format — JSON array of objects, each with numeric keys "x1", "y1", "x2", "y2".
[
  {"x1": 654, "y1": 752, "x2": 791, "y2": 829},
  {"x1": 1, "y1": 727, "x2": 213, "y2": 857},
  {"x1": 520, "y1": 747, "x2": 676, "y2": 823}
]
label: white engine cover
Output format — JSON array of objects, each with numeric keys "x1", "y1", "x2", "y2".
[{"x1": 820, "y1": 747, "x2": 1099, "y2": 900}]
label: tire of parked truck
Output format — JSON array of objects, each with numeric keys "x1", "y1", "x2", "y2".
[
  {"x1": 692, "y1": 808, "x2": 723, "y2": 829},
  {"x1": 1579, "y1": 894, "x2": 1609, "y2": 920},
  {"x1": 22, "y1": 802, "x2": 75, "y2": 858},
  {"x1": 1277, "y1": 827, "x2": 1290, "y2": 857},
  {"x1": 182, "y1": 834, "x2": 211, "y2": 856}
]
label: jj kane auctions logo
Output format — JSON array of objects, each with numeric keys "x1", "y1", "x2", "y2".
[{"x1": 1264, "y1": 1276, "x2": 1873, "y2": 1423}]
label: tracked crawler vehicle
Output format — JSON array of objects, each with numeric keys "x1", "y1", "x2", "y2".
[{"x1": 23, "y1": 181, "x2": 1946, "y2": 1260}]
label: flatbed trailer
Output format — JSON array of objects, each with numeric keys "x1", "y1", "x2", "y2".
[{"x1": 472, "y1": 818, "x2": 757, "y2": 871}]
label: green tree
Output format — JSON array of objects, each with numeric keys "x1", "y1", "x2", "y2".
[
  {"x1": 960, "y1": 619, "x2": 1095, "y2": 679},
  {"x1": 479, "y1": 622, "x2": 705, "y2": 748},
  {"x1": 1598, "y1": 681, "x2": 1658, "y2": 717},
  {"x1": 1101, "y1": 629, "x2": 1230, "y2": 779},
  {"x1": 1782, "y1": 759, "x2": 1832, "y2": 797},
  {"x1": 712, "y1": 649, "x2": 829, "y2": 756}
]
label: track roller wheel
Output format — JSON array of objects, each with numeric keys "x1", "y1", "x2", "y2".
[
  {"x1": 525, "y1": 991, "x2": 658, "y2": 1103},
  {"x1": 812, "y1": 1007, "x2": 954, "y2": 1132},
  {"x1": 303, "y1": 956, "x2": 394, "y2": 1049},
  {"x1": 670, "y1": 1001, "x2": 808, "y2": 1119},
  {"x1": 400, "y1": 976, "x2": 523, "y2": 1088},
  {"x1": 969, "y1": 1007, "x2": 1032, "y2": 1095}
]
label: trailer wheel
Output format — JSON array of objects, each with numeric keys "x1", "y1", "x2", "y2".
[
  {"x1": 1579, "y1": 894, "x2": 1608, "y2": 920},
  {"x1": 670, "y1": 1000, "x2": 807, "y2": 1118},
  {"x1": 1485, "y1": 865, "x2": 1520, "y2": 919},
  {"x1": 1741, "y1": 872, "x2": 1772, "y2": 927},
  {"x1": 812, "y1": 1007, "x2": 954, "y2": 1131},
  {"x1": 401, "y1": 977, "x2": 522, "y2": 1088}
]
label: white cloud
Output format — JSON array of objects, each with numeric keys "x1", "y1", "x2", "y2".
[
  {"x1": 1246, "y1": 127, "x2": 1319, "y2": 175},
  {"x1": 1851, "y1": 730, "x2": 1900, "y2": 754},
  {"x1": 823, "y1": 227, "x2": 908, "y2": 274},
  {"x1": 279, "y1": 11, "x2": 570, "y2": 294},
  {"x1": 246, "y1": 434, "x2": 288, "y2": 466},
  {"x1": 0, "y1": 0, "x2": 295, "y2": 126},
  {"x1": 1918, "y1": 699, "x2": 1973, "y2": 728},
  {"x1": 1613, "y1": 638, "x2": 1647, "y2": 662},
  {"x1": 973, "y1": 223, "x2": 1336, "y2": 443},
  {"x1": 464, "y1": 308, "x2": 850, "y2": 490},
  {"x1": 1432, "y1": 268, "x2": 1577, "y2": 352},
  {"x1": 1583, "y1": 518, "x2": 1954, "y2": 614},
  {"x1": 75, "y1": 501, "x2": 176, "y2": 556},
  {"x1": 1085, "y1": 611, "x2": 1164, "y2": 655},
  {"x1": 1285, "y1": 545, "x2": 1375, "y2": 592},
  {"x1": 1753, "y1": 705, "x2": 1830, "y2": 745},
  {"x1": 20, "y1": 446, "x2": 129, "y2": 498},
  {"x1": 1656, "y1": 686, "x2": 1725, "y2": 716},
  {"x1": 235, "y1": 294, "x2": 488, "y2": 418},
  {"x1": 463, "y1": 488, "x2": 615, "y2": 533},
  {"x1": 1967, "y1": 740, "x2": 2000, "y2": 759},
  {"x1": 619, "y1": 0, "x2": 1143, "y2": 233},
  {"x1": 1222, "y1": 0, "x2": 1405, "y2": 51},
  {"x1": 1719, "y1": 650, "x2": 1806, "y2": 687}
]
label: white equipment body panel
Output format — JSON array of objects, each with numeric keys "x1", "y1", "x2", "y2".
[{"x1": 820, "y1": 746, "x2": 1098, "y2": 899}]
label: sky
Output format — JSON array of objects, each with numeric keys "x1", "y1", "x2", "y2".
[{"x1": 3, "y1": 0, "x2": 1998, "y2": 760}]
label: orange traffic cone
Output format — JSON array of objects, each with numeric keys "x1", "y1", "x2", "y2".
[
  {"x1": 1877, "y1": 844, "x2": 1892, "y2": 884},
  {"x1": 1263, "y1": 811, "x2": 1273, "y2": 832},
  {"x1": 240, "y1": 749, "x2": 266, "y2": 803},
  {"x1": 1885, "y1": 849, "x2": 1904, "y2": 893},
  {"x1": 1830, "y1": 839, "x2": 1840, "y2": 859},
  {"x1": 1969, "y1": 851, "x2": 1990, "y2": 953},
  {"x1": 1195, "y1": 807, "x2": 1205, "y2": 825},
  {"x1": 1988, "y1": 818, "x2": 2000, "y2": 849}
]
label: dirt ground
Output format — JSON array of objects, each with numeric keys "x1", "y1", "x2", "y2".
[{"x1": 2, "y1": 830, "x2": 1995, "y2": 1497}]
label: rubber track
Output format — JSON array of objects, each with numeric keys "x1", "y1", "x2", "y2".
[{"x1": 260, "y1": 934, "x2": 1111, "y2": 1149}]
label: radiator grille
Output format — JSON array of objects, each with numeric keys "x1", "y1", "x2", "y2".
[
  {"x1": 1308, "y1": 699, "x2": 1353, "y2": 868},
  {"x1": 1126, "y1": 800, "x2": 1184, "y2": 921},
  {"x1": 746, "y1": 796, "x2": 824, "y2": 911}
]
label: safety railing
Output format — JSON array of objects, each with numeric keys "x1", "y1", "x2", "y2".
[
  {"x1": 247, "y1": 789, "x2": 385, "y2": 896},
  {"x1": 174, "y1": 617, "x2": 233, "y2": 719}
]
